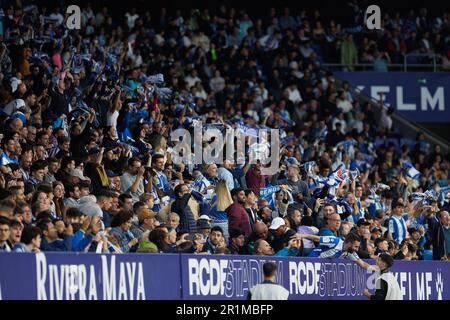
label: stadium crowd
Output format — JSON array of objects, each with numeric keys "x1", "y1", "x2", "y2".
[{"x1": 0, "y1": 2, "x2": 449, "y2": 263}]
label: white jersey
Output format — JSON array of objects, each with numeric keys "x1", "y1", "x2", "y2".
[
  {"x1": 250, "y1": 282, "x2": 289, "y2": 300},
  {"x1": 380, "y1": 272, "x2": 403, "y2": 300}
]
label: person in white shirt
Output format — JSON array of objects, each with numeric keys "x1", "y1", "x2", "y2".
[
  {"x1": 285, "y1": 84, "x2": 302, "y2": 104},
  {"x1": 248, "y1": 262, "x2": 289, "y2": 300},
  {"x1": 363, "y1": 253, "x2": 403, "y2": 300},
  {"x1": 125, "y1": 9, "x2": 139, "y2": 29},
  {"x1": 184, "y1": 69, "x2": 202, "y2": 89}
]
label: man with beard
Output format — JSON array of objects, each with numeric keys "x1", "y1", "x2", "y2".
[
  {"x1": 19, "y1": 149, "x2": 33, "y2": 181},
  {"x1": 0, "y1": 136, "x2": 17, "y2": 167},
  {"x1": 226, "y1": 188, "x2": 252, "y2": 237},
  {"x1": 120, "y1": 157, "x2": 146, "y2": 203}
]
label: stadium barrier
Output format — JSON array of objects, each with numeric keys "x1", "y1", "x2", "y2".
[
  {"x1": 334, "y1": 72, "x2": 450, "y2": 123},
  {"x1": 0, "y1": 252, "x2": 448, "y2": 300}
]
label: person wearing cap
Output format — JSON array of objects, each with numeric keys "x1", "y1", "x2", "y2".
[
  {"x1": 228, "y1": 228, "x2": 250, "y2": 255},
  {"x1": 247, "y1": 262, "x2": 289, "y2": 300},
  {"x1": 106, "y1": 170, "x2": 122, "y2": 192},
  {"x1": 374, "y1": 237, "x2": 389, "y2": 255},
  {"x1": 197, "y1": 216, "x2": 212, "y2": 240},
  {"x1": 131, "y1": 209, "x2": 157, "y2": 239},
  {"x1": 363, "y1": 253, "x2": 403, "y2": 300},
  {"x1": 370, "y1": 226, "x2": 383, "y2": 241},
  {"x1": 388, "y1": 201, "x2": 408, "y2": 244},
  {"x1": 268, "y1": 216, "x2": 296, "y2": 253}
]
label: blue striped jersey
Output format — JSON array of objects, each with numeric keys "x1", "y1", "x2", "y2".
[
  {"x1": 308, "y1": 236, "x2": 344, "y2": 258},
  {"x1": 389, "y1": 215, "x2": 407, "y2": 243}
]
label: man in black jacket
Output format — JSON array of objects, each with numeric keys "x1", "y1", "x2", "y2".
[
  {"x1": 427, "y1": 210, "x2": 450, "y2": 260},
  {"x1": 350, "y1": 218, "x2": 372, "y2": 259},
  {"x1": 171, "y1": 184, "x2": 197, "y2": 234}
]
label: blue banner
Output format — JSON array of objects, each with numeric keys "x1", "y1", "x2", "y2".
[
  {"x1": 334, "y1": 72, "x2": 450, "y2": 123},
  {"x1": 0, "y1": 252, "x2": 180, "y2": 300},
  {"x1": 1, "y1": 253, "x2": 449, "y2": 300},
  {"x1": 180, "y1": 255, "x2": 449, "y2": 300}
]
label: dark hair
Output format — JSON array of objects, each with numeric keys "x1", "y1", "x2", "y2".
[
  {"x1": 15, "y1": 200, "x2": 28, "y2": 210},
  {"x1": 35, "y1": 211, "x2": 53, "y2": 222},
  {"x1": 133, "y1": 201, "x2": 146, "y2": 212},
  {"x1": 97, "y1": 189, "x2": 114, "y2": 200},
  {"x1": 374, "y1": 237, "x2": 386, "y2": 247},
  {"x1": 47, "y1": 157, "x2": 59, "y2": 164},
  {"x1": 407, "y1": 243, "x2": 418, "y2": 255},
  {"x1": 210, "y1": 226, "x2": 224, "y2": 236},
  {"x1": 110, "y1": 210, "x2": 133, "y2": 228},
  {"x1": 151, "y1": 154, "x2": 165, "y2": 165},
  {"x1": 65, "y1": 182, "x2": 79, "y2": 194},
  {"x1": 10, "y1": 219, "x2": 22, "y2": 229},
  {"x1": 344, "y1": 233, "x2": 361, "y2": 244},
  {"x1": 60, "y1": 156, "x2": 75, "y2": 170},
  {"x1": 1, "y1": 136, "x2": 14, "y2": 149},
  {"x1": 128, "y1": 157, "x2": 141, "y2": 168},
  {"x1": 57, "y1": 136, "x2": 70, "y2": 145},
  {"x1": 118, "y1": 193, "x2": 132, "y2": 206},
  {"x1": 300, "y1": 215, "x2": 313, "y2": 226},
  {"x1": 37, "y1": 184, "x2": 53, "y2": 194},
  {"x1": 149, "y1": 228, "x2": 168, "y2": 252},
  {"x1": 30, "y1": 160, "x2": 48, "y2": 173},
  {"x1": 36, "y1": 218, "x2": 52, "y2": 232},
  {"x1": 379, "y1": 253, "x2": 394, "y2": 268},
  {"x1": 231, "y1": 188, "x2": 244, "y2": 198},
  {"x1": 244, "y1": 189, "x2": 255, "y2": 197},
  {"x1": 263, "y1": 262, "x2": 277, "y2": 277},
  {"x1": 388, "y1": 240, "x2": 397, "y2": 251},
  {"x1": 0, "y1": 217, "x2": 11, "y2": 227},
  {"x1": 35, "y1": 131, "x2": 49, "y2": 142},
  {"x1": 66, "y1": 207, "x2": 83, "y2": 218},
  {"x1": 174, "y1": 183, "x2": 186, "y2": 197},
  {"x1": 20, "y1": 226, "x2": 41, "y2": 245},
  {"x1": 0, "y1": 199, "x2": 16, "y2": 211}
]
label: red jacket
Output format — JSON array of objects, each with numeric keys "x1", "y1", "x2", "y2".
[
  {"x1": 226, "y1": 202, "x2": 252, "y2": 237},
  {"x1": 245, "y1": 166, "x2": 266, "y2": 197}
]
